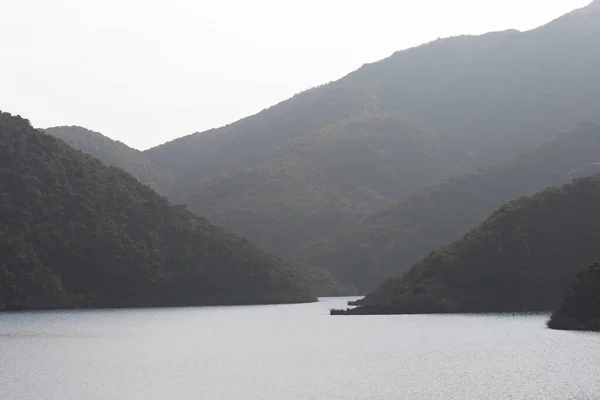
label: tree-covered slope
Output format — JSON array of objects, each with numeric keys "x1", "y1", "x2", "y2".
[
  {"x1": 296, "y1": 121, "x2": 600, "y2": 293},
  {"x1": 0, "y1": 112, "x2": 316, "y2": 311},
  {"x1": 137, "y1": 1, "x2": 600, "y2": 261},
  {"x1": 342, "y1": 0, "x2": 600, "y2": 168},
  {"x1": 548, "y1": 261, "x2": 600, "y2": 332},
  {"x1": 44, "y1": 125, "x2": 354, "y2": 297},
  {"x1": 45, "y1": 126, "x2": 175, "y2": 195},
  {"x1": 337, "y1": 175, "x2": 600, "y2": 315},
  {"x1": 182, "y1": 111, "x2": 457, "y2": 254},
  {"x1": 147, "y1": 1, "x2": 600, "y2": 183}
]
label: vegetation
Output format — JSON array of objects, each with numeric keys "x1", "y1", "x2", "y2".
[
  {"x1": 44, "y1": 126, "x2": 354, "y2": 297},
  {"x1": 0, "y1": 112, "x2": 317, "y2": 311},
  {"x1": 548, "y1": 261, "x2": 600, "y2": 332},
  {"x1": 297, "y1": 121, "x2": 600, "y2": 292},
  {"x1": 137, "y1": 1, "x2": 600, "y2": 261},
  {"x1": 45, "y1": 126, "x2": 175, "y2": 195},
  {"x1": 182, "y1": 111, "x2": 457, "y2": 254},
  {"x1": 334, "y1": 174, "x2": 600, "y2": 315}
]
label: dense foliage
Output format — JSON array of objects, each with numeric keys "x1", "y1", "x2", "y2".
[
  {"x1": 45, "y1": 126, "x2": 175, "y2": 195},
  {"x1": 136, "y1": 1, "x2": 600, "y2": 261},
  {"x1": 182, "y1": 111, "x2": 457, "y2": 254},
  {"x1": 297, "y1": 121, "x2": 600, "y2": 292},
  {"x1": 0, "y1": 112, "x2": 316, "y2": 311},
  {"x1": 548, "y1": 261, "x2": 600, "y2": 332},
  {"x1": 335, "y1": 175, "x2": 600, "y2": 315}
]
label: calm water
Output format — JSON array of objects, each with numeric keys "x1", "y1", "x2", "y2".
[{"x1": 1, "y1": 297, "x2": 599, "y2": 400}]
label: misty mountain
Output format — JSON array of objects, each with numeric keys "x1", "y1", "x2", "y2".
[
  {"x1": 45, "y1": 126, "x2": 176, "y2": 195},
  {"x1": 295, "y1": 121, "x2": 600, "y2": 292},
  {"x1": 182, "y1": 111, "x2": 459, "y2": 254},
  {"x1": 137, "y1": 1, "x2": 600, "y2": 257},
  {"x1": 335, "y1": 174, "x2": 600, "y2": 315}
]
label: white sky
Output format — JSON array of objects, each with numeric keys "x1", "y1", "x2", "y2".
[{"x1": 0, "y1": 0, "x2": 591, "y2": 150}]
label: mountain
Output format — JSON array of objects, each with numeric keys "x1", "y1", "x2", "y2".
[
  {"x1": 182, "y1": 111, "x2": 457, "y2": 254},
  {"x1": 140, "y1": 1, "x2": 600, "y2": 256},
  {"x1": 45, "y1": 126, "x2": 175, "y2": 195},
  {"x1": 548, "y1": 260, "x2": 600, "y2": 332},
  {"x1": 0, "y1": 111, "x2": 316, "y2": 311},
  {"x1": 295, "y1": 121, "x2": 600, "y2": 293},
  {"x1": 44, "y1": 125, "x2": 354, "y2": 297},
  {"x1": 334, "y1": 174, "x2": 600, "y2": 315},
  {"x1": 341, "y1": 0, "x2": 600, "y2": 168}
]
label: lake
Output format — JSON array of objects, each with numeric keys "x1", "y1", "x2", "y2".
[{"x1": 1, "y1": 297, "x2": 598, "y2": 400}]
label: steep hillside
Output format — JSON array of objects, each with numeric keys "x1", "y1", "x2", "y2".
[
  {"x1": 335, "y1": 175, "x2": 600, "y2": 315},
  {"x1": 548, "y1": 261, "x2": 600, "y2": 332},
  {"x1": 139, "y1": 1, "x2": 600, "y2": 258},
  {"x1": 297, "y1": 121, "x2": 600, "y2": 293},
  {"x1": 343, "y1": 0, "x2": 600, "y2": 168},
  {"x1": 44, "y1": 125, "x2": 353, "y2": 296},
  {"x1": 0, "y1": 112, "x2": 316, "y2": 311},
  {"x1": 45, "y1": 126, "x2": 175, "y2": 195},
  {"x1": 146, "y1": 1, "x2": 600, "y2": 182},
  {"x1": 145, "y1": 85, "x2": 381, "y2": 179},
  {"x1": 182, "y1": 111, "x2": 456, "y2": 254}
]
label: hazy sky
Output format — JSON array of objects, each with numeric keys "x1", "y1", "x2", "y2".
[{"x1": 0, "y1": 0, "x2": 591, "y2": 150}]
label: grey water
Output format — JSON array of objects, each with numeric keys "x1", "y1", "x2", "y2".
[{"x1": 1, "y1": 297, "x2": 599, "y2": 400}]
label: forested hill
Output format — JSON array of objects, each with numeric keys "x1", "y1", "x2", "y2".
[
  {"x1": 0, "y1": 112, "x2": 316, "y2": 311},
  {"x1": 145, "y1": 0, "x2": 600, "y2": 179},
  {"x1": 340, "y1": 0, "x2": 600, "y2": 169},
  {"x1": 548, "y1": 261, "x2": 600, "y2": 332},
  {"x1": 337, "y1": 175, "x2": 600, "y2": 315},
  {"x1": 45, "y1": 126, "x2": 175, "y2": 195},
  {"x1": 295, "y1": 121, "x2": 600, "y2": 293},
  {"x1": 137, "y1": 0, "x2": 600, "y2": 260},
  {"x1": 182, "y1": 111, "x2": 458, "y2": 254}
]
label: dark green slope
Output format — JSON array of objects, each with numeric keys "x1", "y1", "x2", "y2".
[
  {"x1": 45, "y1": 126, "x2": 175, "y2": 195},
  {"x1": 548, "y1": 261, "x2": 600, "y2": 332},
  {"x1": 296, "y1": 121, "x2": 600, "y2": 293},
  {"x1": 44, "y1": 125, "x2": 354, "y2": 297},
  {"x1": 182, "y1": 111, "x2": 456, "y2": 255},
  {"x1": 337, "y1": 175, "x2": 600, "y2": 315},
  {"x1": 0, "y1": 112, "x2": 315, "y2": 311}
]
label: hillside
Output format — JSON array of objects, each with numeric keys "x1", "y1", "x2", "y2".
[
  {"x1": 182, "y1": 111, "x2": 457, "y2": 254},
  {"x1": 548, "y1": 261, "x2": 600, "y2": 332},
  {"x1": 334, "y1": 175, "x2": 600, "y2": 315},
  {"x1": 148, "y1": 0, "x2": 600, "y2": 180},
  {"x1": 0, "y1": 111, "x2": 316, "y2": 311},
  {"x1": 138, "y1": 1, "x2": 600, "y2": 257},
  {"x1": 342, "y1": 0, "x2": 600, "y2": 168},
  {"x1": 295, "y1": 121, "x2": 600, "y2": 292},
  {"x1": 45, "y1": 126, "x2": 175, "y2": 195}
]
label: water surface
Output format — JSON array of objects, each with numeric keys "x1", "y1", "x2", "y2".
[{"x1": 1, "y1": 297, "x2": 599, "y2": 400}]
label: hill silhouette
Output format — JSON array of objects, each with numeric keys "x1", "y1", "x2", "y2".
[
  {"x1": 0, "y1": 112, "x2": 316, "y2": 311},
  {"x1": 334, "y1": 174, "x2": 600, "y2": 315},
  {"x1": 296, "y1": 121, "x2": 600, "y2": 292}
]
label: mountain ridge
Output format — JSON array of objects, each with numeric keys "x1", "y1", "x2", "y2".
[{"x1": 0, "y1": 111, "x2": 317, "y2": 310}]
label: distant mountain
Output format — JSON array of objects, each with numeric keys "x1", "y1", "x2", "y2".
[
  {"x1": 0, "y1": 112, "x2": 316, "y2": 311},
  {"x1": 140, "y1": 1, "x2": 600, "y2": 256},
  {"x1": 182, "y1": 111, "x2": 458, "y2": 254},
  {"x1": 341, "y1": 0, "x2": 600, "y2": 169},
  {"x1": 296, "y1": 121, "x2": 600, "y2": 293},
  {"x1": 334, "y1": 175, "x2": 600, "y2": 315},
  {"x1": 45, "y1": 126, "x2": 175, "y2": 195},
  {"x1": 548, "y1": 261, "x2": 600, "y2": 332}
]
